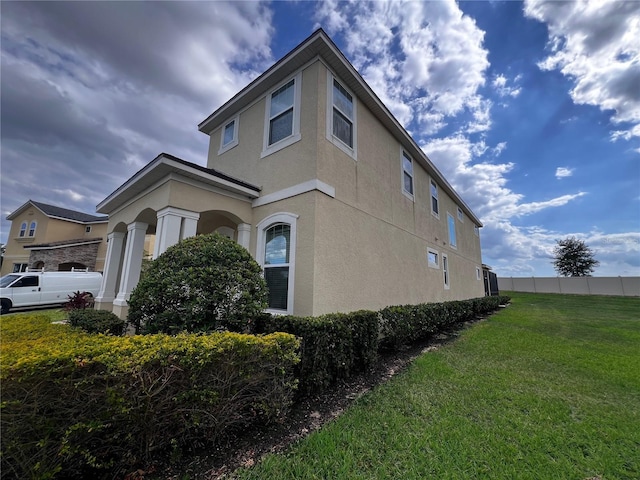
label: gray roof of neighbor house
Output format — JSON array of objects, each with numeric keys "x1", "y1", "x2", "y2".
[
  {"x1": 7, "y1": 200, "x2": 108, "y2": 224},
  {"x1": 197, "y1": 28, "x2": 483, "y2": 227}
]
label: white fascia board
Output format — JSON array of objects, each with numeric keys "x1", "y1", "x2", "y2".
[{"x1": 252, "y1": 179, "x2": 336, "y2": 208}]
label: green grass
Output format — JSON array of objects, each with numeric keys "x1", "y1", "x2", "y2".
[{"x1": 232, "y1": 293, "x2": 640, "y2": 480}]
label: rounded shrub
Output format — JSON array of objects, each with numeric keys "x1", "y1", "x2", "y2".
[{"x1": 127, "y1": 233, "x2": 268, "y2": 334}]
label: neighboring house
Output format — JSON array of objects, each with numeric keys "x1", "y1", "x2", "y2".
[
  {"x1": 1, "y1": 200, "x2": 108, "y2": 276},
  {"x1": 95, "y1": 29, "x2": 486, "y2": 319}
]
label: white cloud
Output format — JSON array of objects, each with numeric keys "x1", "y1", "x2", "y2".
[
  {"x1": 524, "y1": 0, "x2": 640, "y2": 142},
  {"x1": 492, "y1": 74, "x2": 522, "y2": 98},
  {"x1": 315, "y1": 0, "x2": 490, "y2": 135},
  {"x1": 555, "y1": 167, "x2": 574, "y2": 179}
]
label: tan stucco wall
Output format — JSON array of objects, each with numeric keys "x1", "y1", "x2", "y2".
[
  {"x1": 207, "y1": 62, "x2": 321, "y2": 196},
  {"x1": 311, "y1": 194, "x2": 484, "y2": 315}
]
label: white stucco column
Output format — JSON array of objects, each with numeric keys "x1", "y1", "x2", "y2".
[
  {"x1": 153, "y1": 207, "x2": 200, "y2": 259},
  {"x1": 95, "y1": 231, "x2": 125, "y2": 308},
  {"x1": 237, "y1": 223, "x2": 251, "y2": 250},
  {"x1": 113, "y1": 222, "x2": 148, "y2": 310},
  {"x1": 152, "y1": 214, "x2": 165, "y2": 259},
  {"x1": 181, "y1": 213, "x2": 199, "y2": 239}
]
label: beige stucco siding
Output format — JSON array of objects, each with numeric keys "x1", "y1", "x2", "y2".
[
  {"x1": 207, "y1": 62, "x2": 322, "y2": 196},
  {"x1": 312, "y1": 194, "x2": 483, "y2": 315}
]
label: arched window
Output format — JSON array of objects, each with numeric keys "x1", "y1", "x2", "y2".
[
  {"x1": 28, "y1": 221, "x2": 37, "y2": 237},
  {"x1": 19, "y1": 222, "x2": 27, "y2": 237},
  {"x1": 256, "y1": 213, "x2": 297, "y2": 314}
]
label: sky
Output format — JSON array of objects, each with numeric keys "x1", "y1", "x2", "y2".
[{"x1": 1, "y1": 0, "x2": 639, "y2": 277}]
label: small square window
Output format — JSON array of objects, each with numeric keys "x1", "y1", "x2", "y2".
[
  {"x1": 85, "y1": 226, "x2": 92, "y2": 233},
  {"x1": 428, "y1": 248, "x2": 439, "y2": 268},
  {"x1": 219, "y1": 116, "x2": 239, "y2": 154}
]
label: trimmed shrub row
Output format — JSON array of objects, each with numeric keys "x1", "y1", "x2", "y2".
[
  {"x1": 1, "y1": 328, "x2": 299, "y2": 479},
  {"x1": 256, "y1": 310, "x2": 379, "y2": 394},
  {"x1": 257, "y1": 295, "x2": 509, "y2": 394}
]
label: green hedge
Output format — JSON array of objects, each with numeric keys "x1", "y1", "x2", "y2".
[
  {"x1": 379, "y1": 296, "x2": 509, "y2": 351},
  {"x1": 1, "y1": 329, "x2": 299, "y2": 479},
  {"x1": 257, "y1": 296, "x2": 509, "y2": 394},
  {"x1": 68, "y1": 309, "x2": 126, "y2": 335},
  {"x1": 256, "y1": 310, "x2": 379, "y2": 394}
]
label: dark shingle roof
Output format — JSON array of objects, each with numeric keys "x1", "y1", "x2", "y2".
[{"x1": 31, "y1": 201, "x2": 108, "y2": 223}]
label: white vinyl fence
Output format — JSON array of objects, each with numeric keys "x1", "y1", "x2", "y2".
[{"x1": 498, "y1": 277, "x2": 640, "y2": 297}]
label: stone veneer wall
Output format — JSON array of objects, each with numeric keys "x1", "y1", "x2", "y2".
[{"x1": 28, "y1": 243, "x2": 100, "y2": 271}]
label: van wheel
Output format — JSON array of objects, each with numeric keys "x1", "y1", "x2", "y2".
[{"x1": 1, "y1": 300, "x2": 10, "y2": 315}]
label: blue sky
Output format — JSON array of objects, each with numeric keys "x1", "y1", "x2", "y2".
[{"x1": 1, "y1": 1, "x2": 638, "y2": 277}]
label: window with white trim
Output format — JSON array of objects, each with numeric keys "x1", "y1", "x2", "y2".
[
  {"x1": 327, "y1": 72, "x2": 357, "y2": 158},
  {"x1": 457, "y1": 207, "x2": 464, "y2": 221},
  {"x1": 256, "y1": 213, "x2": 298, "y2": 314},
  {"x1": 427, "y1": 248, "x2": 439, "y2": 268},
  {"x1": 476, "y1": 266, "x2": 482, "y2": 280},
  {"x1": 332, "y1": 79, "x2": 353, "y2": 147},
  {"x1": 13, "y1": 263, "x2": 28, "y2": 273},
  {"x1": 402, "y1": 150, "x2": 414, "y2": 199},
  {"x1": 28, "y1": 221, "x2": 37, "y2": 237},
  {"x1": 219, "y1": 116, "x2": 239, "y2": 154},
  {"x1": 474, "y1": 225, "x2": 480, "y2": 236},
  {"x1": 85, "y1": 226, "x2": 92, "y2": 234},
  {"x1": 442, "y1": 254, "x2": 450, "y2": 289},
  {"x1": 19, "y1": 222, "x2": 27, "y2": 237},
  {"x1": 430, "y1": 179, "x2": 439, "y2": 217},
  {"x1": 447, "y1": 213, "x2": 457, "y2": 248},
  {"x1": 262, "y1": 74, "x2": 301, "y2": 157}
]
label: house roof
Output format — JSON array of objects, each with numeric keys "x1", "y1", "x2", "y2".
[
  {"x1": 7, "y1": 200, "x2": 108, "y2": 224},
  {"x1": 23, "y1": 238, "x2": 104, "y2": 250},
  {"x1": 96, "y1": 153, "x2": 261, "y2": 214},
  {"x1": 198, "y1": 28, "x2": 483, "y2": 227}
]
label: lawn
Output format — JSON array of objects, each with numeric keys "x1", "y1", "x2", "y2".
[{"x1": 232, "y1": 293, "x2": 640, "y2": 480}]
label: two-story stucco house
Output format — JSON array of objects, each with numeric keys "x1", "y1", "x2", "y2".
[
  {"x1": 1, "y1": 200, "x2": 109, "y2": 275},
  {"x1": 94, "y1": 29, "x2": 485, "y2": 319}
]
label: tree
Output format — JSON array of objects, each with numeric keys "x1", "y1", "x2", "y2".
[
  {"x1": 552, "y1": 237, "x2": 599, "y2": 277},
  {"x1": 128, "y1": 233, "x2": 268, "y2": 334}
]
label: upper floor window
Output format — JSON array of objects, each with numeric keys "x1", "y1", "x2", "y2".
[
  {"x1": 327, "y1": 73, "x2": 357, "y2": 159},
  {"x1": 262, "y1": 74, "x2": 302, "y2": 158},
  {"x1": 402, "y1": 151, "x2": 414, "y2": 199},
  {"x1": 430, "y1": 180, "x2": 439, "y2": 217},
  {"x1": 269, "y1": 80, "x2": 295, "y2": 145},
  {"x1": 19, "y1": 222, "x2": 27, "y2": 237},
  {"x1": 28, "y1": 221, "x2": 37, "y2": 237},
  {"x1": 219, "y1": 116, "x2": 239, "y2": 154},
  {"x1": 333, "y1": 79, "x2": 353, "y2": 147},
  {"x1": 457, "y1": 207, "x2": 464, "y2": 221},
  {"x1": 474, "y1": 225, "x2": 480, "y2": 236},
  {"x1": 85, "y1": 226, "x2": 92, "y2": 234},
  {"x1": 447, "y1": 213, "x2": 457, "y2": 248}
]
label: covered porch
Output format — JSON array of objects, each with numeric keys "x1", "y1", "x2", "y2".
[{"x1": 94, "y1": 153, "x2": 260, "y2": 318}]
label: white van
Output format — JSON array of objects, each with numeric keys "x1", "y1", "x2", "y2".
[{"x1": 0, "y1": 271, "x2": 103, "y2": 314}]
